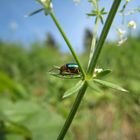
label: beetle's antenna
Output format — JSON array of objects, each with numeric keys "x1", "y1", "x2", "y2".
[
  {"x1": 53, "y1": 65, "x2": 60, "y2": 69},
  {"x1": 49, "y1": 65, "x2": 60, "y2": 72}
]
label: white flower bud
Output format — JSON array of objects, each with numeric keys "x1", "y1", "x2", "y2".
[
  {"x1": 50, "y1": 2, "x2": 53, "y2": 9},
  {"x1": 40, "y1": 0, "x2": 47, "y2": 2},
  {"x1": 94, "y1": 68, "x2": 103, "y2": 73},
  {"x1": 38, "y1": 0, "x2": 53, "y2": 15},
  {"x1": 117, "y1": 28, "x2": 126, "y2": 37},
  {"x1": 93, "y1": 68, "x2": 103, "y2": 77},
  {"x1": 128, "y1": 20, "x2": 136, "y2": 29}
]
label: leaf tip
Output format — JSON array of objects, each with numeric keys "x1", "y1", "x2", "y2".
[
  {"x1": 122, "y1": 88, "x2": 129, "y2": 93},
  {"x1": 62, "y1": 95, "x2": 67, "y2": 100}
]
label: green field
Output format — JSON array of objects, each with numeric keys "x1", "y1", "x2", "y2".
[{"x1": 0, "y1": 35, "x2": 140, "y2": 140}]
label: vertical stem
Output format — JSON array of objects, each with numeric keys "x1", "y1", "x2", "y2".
[
  {"x1": 88, "y1": 17, "x2": 100, "y2": 67},
  {"x1": 87, "y1": 0, "x2": 122, "y2": 77},
  {"x1": 55, "y1": 0, "x2": 121, "y2": 139},
  {"x1": 57, "y1": 81, "x2": 88, "y2": 140},
  {"x1": 50, "y1": 12, "x2": 86, "y2": 78}
]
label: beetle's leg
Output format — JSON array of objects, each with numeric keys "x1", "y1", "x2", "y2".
[{"x1": 67, "y1": 69, "x2": 71, "y2": 74}]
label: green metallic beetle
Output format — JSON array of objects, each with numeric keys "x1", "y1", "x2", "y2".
[{"x1": 60, "y1": 63, "x2": 80, "y2": 75}]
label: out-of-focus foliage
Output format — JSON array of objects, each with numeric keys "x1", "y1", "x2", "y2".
[
  {"x1": 83, "y1": 28, "x2": 93, "y2": 52},
  {"x1": 0, "y1": 33, "x2": 140, "y2": 140}
]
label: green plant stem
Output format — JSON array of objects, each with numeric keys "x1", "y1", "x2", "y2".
[
  {"x1": 54, "y1": 0, "x2": 121, "y2": 139},
  {"x1": 57, "y1": 81, "x2": 88, "y2": 140},
  {"x1": 50, "y1": 12, "x2": 86, "y2": 78},
  {"x1": 87, "y1": 0, "x2": 122, "y2": 77},
  {"x1": 88, "y1": 17, "x2": 100, "y2": 67}
]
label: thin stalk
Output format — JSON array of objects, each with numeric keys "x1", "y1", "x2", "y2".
[
  {"x1": 50, "y1": 12, "x2": 86, "y2": 78},
  {"x1": 57, "y1": 81, "x2": 88, "y2": 140},
  {"x1": 56, "y1": 0, "x2": 121, "y2": 139},
  {"x1": 87, "y1": 0, "x2": 122, "y2": 77},
  {"x1": 88, "y1": 17, "x2": 100, "y2": 67},
  {"x1": 120, "y1": 1, "x2": 129, "y2": 24}
]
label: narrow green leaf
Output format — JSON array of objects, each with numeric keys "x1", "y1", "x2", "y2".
[
  {"x1": 100, "y1": 8, "x2": 107, "y2": 15},
  {"x1": 49, "y1": 72, "x2": 81, "y2": 79},
  {"x1": 102, "y1": 11, "x2": 108, "y2": 15},
  {"x1": 95, "y1": 69, "x2": 112, "y2": 78},
  {"x1": 99, "y1": 15, "x2": 104, "y2": 24},
  {"x1": 25, "y1": 8, "x2": 44, "y2": 17},
  {"x1": 87, "y1": 13, "x2": 97, "y2": 17},
  {"x1": 93, "y1": 79, "x2": 128, "y2": 92},
  {"x1": 88, "y1": 81, "x2": 102, "y2": 92},
  {"x1": 95, "y1": 17, "x2": 98, "y2": 24},
  {"x1": 63, "y1": 80, "x2": 84, "y2": 99},
  {"x1": 101, "y1": 7, "x2": 105, "y2": 12}
]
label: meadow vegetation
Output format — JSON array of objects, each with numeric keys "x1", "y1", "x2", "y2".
[{"x1": 0, "y1": 34, "x2": 140, "y2": 140}]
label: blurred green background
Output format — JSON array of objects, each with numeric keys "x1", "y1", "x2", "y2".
[{"x1": 0, "y1": 29, "x2": 140, "y2": 140}]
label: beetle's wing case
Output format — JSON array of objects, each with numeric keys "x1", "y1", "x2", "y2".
[{"x1": 66, "y1": 63, "x2": 79, "y2": 69}]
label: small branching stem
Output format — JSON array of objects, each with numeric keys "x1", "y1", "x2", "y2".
[
  {"x1": 50, "y1": 12, "x2": 86, "y2": 78},
  {"x1": 88, "y1": 17, "x2": 100, "y2": 67},
  {"x1": 87, "y1": 0, "x2": 122, "y2": 77}
]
